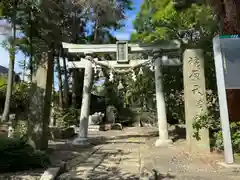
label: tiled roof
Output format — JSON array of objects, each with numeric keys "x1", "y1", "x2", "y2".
[{"x1": 0, "y1": 65, "x2": 9, "y2": 75}]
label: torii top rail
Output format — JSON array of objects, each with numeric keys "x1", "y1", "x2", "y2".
[
  {"x1": 62, "y1": 40, "x2": 180, "y2": 53},
  {"x1": 62, "y1": 40, "x2": 182, "y2": 72}
]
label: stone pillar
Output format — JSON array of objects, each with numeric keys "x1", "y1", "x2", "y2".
[
  {"x1": 28, "y1": 51, "x2": 53, "y2": 149},
  {"x1": 183, "y1": 49, "x2": 210, "y2": 153},
  {"x1": 154, "y1": 57, "x2": 172, "y2": 146},
  {"x1": 73, "y1": 58, "x2": 93, "y2": 145}
]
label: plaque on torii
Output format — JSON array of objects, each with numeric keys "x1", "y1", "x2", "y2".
[{"x1": 116, "y1": 41, "x2": 129, "y2": 63}]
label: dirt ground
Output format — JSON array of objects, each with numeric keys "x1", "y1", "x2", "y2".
[
  {"x1": 0, "y1": 126, "x2": 238, "y2": 180},
  {"x1": 47, "y1": 127, "x2": 240, "y2": 180}
]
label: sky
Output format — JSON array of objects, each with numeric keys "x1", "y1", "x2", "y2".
[{"x1": 0, "y1": 0, "x2": 143, "y2": 78}]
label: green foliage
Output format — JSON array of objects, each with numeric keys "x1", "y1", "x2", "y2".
[
  {"x1": 53, "y1": 106, "x2": 79, "y2": 127},
  {"x1": 193, "y1": 112, "x2": 216, "y2": 139},
  {"x1": 132, "y1": 0, "x2": 217, "y2": 47},
  {"x1": 124, "y1": 67, "x2": 155, "y2": 108},
  {"x1": 13, "y1": 120, "x2": 28, "y2": 138},
  {"x1": 0, "y1": 137, "x2": 50, "y2": 172},
  {"x1": 0, "y1": 82, "x2": 30, "y2": 114},
  {"x1": 117, "y1": 107, "x2": 136, "y2": 125},
  {"x1": 0, "y1": 76, "x2": 7, "y2": 87},
  {"x1": 193, "y1": 112, "x2": 240, "y2": 153},
  {"x1": 0, "y1": 2, "x2": 3, "y2": 17},
  {"x1": 212, "y1": 122, "x2": 240, "y2": 153},
  {"x1": 104, "y1": 76, "x2": 125, "y2": 110},
  {"x1": 192, "y1": 90, "x2": 220, "y2": 140}
]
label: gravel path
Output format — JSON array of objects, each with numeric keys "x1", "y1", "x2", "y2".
[{"x1": 54, "y1": 127, "x2": 240, "y2": 180}]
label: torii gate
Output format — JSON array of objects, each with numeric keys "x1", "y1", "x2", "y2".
[{"x1": 62, "y1": 40, "x2": 181, "y2": 146}]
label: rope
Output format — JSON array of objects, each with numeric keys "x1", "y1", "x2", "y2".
[{"x1": 84, "y1": 55, "x2": 153, "y2": 75}]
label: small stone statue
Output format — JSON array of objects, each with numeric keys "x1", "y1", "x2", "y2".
[
  {"x1": 89, "y1": 112, "x2": 105, "y2": 125},
  {"x1": 7, "y1": 126, "x2": 14, "y2": 138},
  {"x1": 106, "y1": 105, "x2": 118, "y2": 124}
]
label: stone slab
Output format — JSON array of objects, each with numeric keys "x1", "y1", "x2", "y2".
[
  {"x1": 88, "y1": 129, "x2": 99, "y2": 132},
  {"x1": 67, "y1": 147, "x2": 101, "y2": 170},
  {"x1": 88, "y1": 125, "x2": 100, "y2": 128},
  {"x1": 40, "y1": 167, "x2": 60, "y2": 180},
  {"x1": 217, "y1": 162, "x2": 240, "y2": 168},
  {"x1": 88, "y1": 125, "x2": 100, "y2": 132}
]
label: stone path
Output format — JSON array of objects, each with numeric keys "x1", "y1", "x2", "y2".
[{"x1": 52, "y1": 127, "x2": 240, "y2": 180}]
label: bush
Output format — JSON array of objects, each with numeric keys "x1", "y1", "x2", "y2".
[
  {"x1": 211, "y1": 122, "x2": 240, "y2": 153},
  {"x1": 193, "y1": 113, "x2": 240, "y2": 153},
  {"x1": 0, "y1": 82, "x2": 30, "y2": 115},
  {"x1": 53, "y1": 106, "x2": 79, "y2": 127},
  {"x1": 0, "y1": 137, "x2": 50, "y2": 173},
  {"x1": 117, "y1": 107, "x2": 136, "y2": 126},
  {"x1": 13, "y1": 120, "x2": 28, "y2": 138}
]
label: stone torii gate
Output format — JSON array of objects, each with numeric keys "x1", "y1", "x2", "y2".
[{"x1": 62, "y1": 40, "x2": 181, "y2": 146}]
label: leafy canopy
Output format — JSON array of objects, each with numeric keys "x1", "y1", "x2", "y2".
[{"x1": 131, "y1": 0, "x2": 217, "y2": 48}]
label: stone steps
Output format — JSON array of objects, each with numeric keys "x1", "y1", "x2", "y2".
[{"x1": 88, "y1": 125, "x2": 100, "y2": 132}]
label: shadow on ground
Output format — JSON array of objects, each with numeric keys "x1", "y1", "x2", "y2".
[
  {"x1": 48, "y1": 125, "x2": 187, "y2": 164},
  {"x1": 56, "y1": 147, "x2": 176, "y2": 180},
  {"x1": 48, "y1": 127, "x2": 179, "y2": 180}
]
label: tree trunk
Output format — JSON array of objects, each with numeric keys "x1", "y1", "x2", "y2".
[
  {"x1": 93, "y1": 18, "x2": 99, "y2": 43},
  {"x1": 223, "y1": 0, "x2": 240, "y2": 34},
  {"x1": 208, "y1": 0, "x2": 225, "y2": 33},
  {"x1": 40, "y1": 48, "x2": 54, "y2": 150},
  {"x1": 56, "y1": 50, "x2": 63, "y2": 109},
  {"x1": 29, "y1": 8, "x2": 33, "y2": 82},
  {"x1": 209, "y1": 0, "x2": 240, "y2": 34},
  {"x1": 22, "y1": 55, "x2": 26, "y2": 81},
  {"x1": 72, "y1": 69, "x2": 77, "y2": 107},
  {"x1": 1, "y1": 19, "x2": 16, "y2": 122},
  {"x1": 62, "y1": 55, "x2": 69, "y2": 107}
]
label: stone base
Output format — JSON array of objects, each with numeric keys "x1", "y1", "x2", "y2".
[
  {"x1": 100, "y1": 124, "x2": 112, "y2": 131},
  {"x1": 155, "y1": 139, "x2": 173, "y2": 147},
  {"x1": 88, "y1": 125, "x2": 100, "y2": 132},
  {"x1": 217, "y1": 161, "x2": 240, "y2": 168},
  {"x1": 111, "y1": 123, "x2": 123, "y2": 130},
  {"x1": 72, "y1": 137, "x2": 90, "y2": 146}
]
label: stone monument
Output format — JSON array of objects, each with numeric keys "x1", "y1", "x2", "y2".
[
  {"x1": 183, "y1": 49, "x2": 210, "y2": 153},
  {"x1": 88, "y1": 112, "x2": 104, "y2": 132}
]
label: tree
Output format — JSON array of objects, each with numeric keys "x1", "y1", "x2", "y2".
[
  {"x1": 130, "y1": 0, "x2": 218, "y2": 124},
  {"x1": 1, "y1": 0, "x2": 18, "y2": 122}
]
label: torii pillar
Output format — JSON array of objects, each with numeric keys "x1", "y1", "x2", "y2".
[
  {"x1": 72, "y1": 56, "x2": 93, "y2": 145},
  {"x1": 155, "y1": 56, "x2": 172, "y2": 146}
]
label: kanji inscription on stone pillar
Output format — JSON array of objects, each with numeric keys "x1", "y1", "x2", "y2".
[{"x1": 183, "y1": 49, "x2": 210, "y2": 153}]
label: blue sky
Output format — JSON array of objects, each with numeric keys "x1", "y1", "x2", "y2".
[{"x1": 0, "y1": 0, "x2": 143, "y2": 76}]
